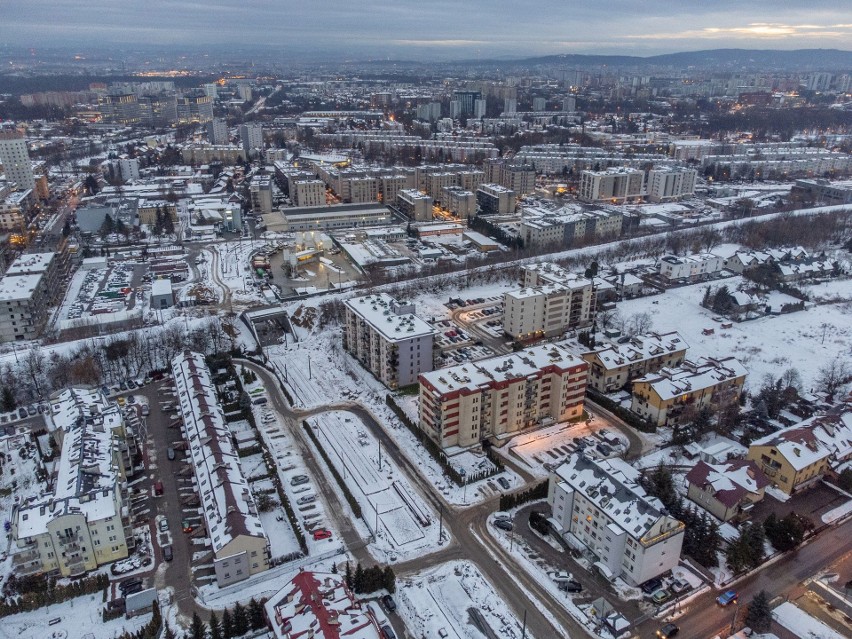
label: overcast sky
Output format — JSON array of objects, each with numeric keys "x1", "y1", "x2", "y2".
[{"x1": 3, "y1": 1, "x2": 851, "y2": 59}]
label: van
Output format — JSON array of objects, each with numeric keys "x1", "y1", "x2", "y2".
[{"x1": 154, "y1": 481, "x2": 164, "y2": 496}]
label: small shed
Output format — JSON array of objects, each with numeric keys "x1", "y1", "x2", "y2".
[{"x1": 151, "y1": 278, "x2": 174, "y2": 309}]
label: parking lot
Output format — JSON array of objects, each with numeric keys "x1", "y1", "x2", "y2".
[{"x1": 57, "y1": 260, "x2": 148, "y2": 323}]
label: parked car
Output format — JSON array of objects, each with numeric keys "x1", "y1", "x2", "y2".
[
  {"x1": 118, "y1": 578, "x2": 142, "y2": 593},
  {"x1": 163, "y1": 545, "x2": 173, "y2": 562},
  {"x1": 312, "y1": 529, "x2": 332, "y2": 541},
  {"x1": 123, "y1": 583, "x2": 144, "y2": 596},
  {"x1": 167, "y1": 447, "x2": 176, "y2": 461},
  {"x1": 153, "y1": 481, "x2": 164, "y2": 496},
  {"x1": 493, "y1": 519, "x2": 513, "y2": 532},
  {"x1": 158, "y1": 519, "x2": 169, "y2": 533},
  {"x1": 559, "y1": 580, "x2": 583, "y2": 593},
  {"x1": 595, "y1": 442, "x2": 612, "y2": 457},
  {"x1": 497, "y1": 477, "x2": 510, "y2": 490},
  {"x1": 656, "y1": 623, "x2": 680, "y2": 639},
  {"x1": 716, "y1": 590, "x2": 738, "y2": 607},
  {"x1": 651, "y1": 589, "x2": 671, "y2": 605},
  {"x1": 670, "y1": 578, "x2": 690, "y2": 594},
  {"x1": 380, "y1": 626, "x2": 396, "y2": 639},
  {"x1": 291, "y1": 475, "x2": 310, "y2": 486},
  {"x1": 382, "y1": 594, "x2": 396, "y2": 612},
  {"x1": 141, "y1": 404, "x2": 150, "y2": 416},
  {"x1": 641, "y1": 577, "x2": 663, "y2": 594},
  {"x1": 297, "y1": 495, "x2": 316, "y2": 505},
  {"x1": 181, "y1": 519, "x2": 194, "y2": 533},
  {"x1": 17, "y1": 407, "x2": 27, "y2": 419}
]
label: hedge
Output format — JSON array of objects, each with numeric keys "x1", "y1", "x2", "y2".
[
  {"x1": 0, "y1": 573, "x2": 108, "y2": 617},
  {"x1": 302, "y1": 421, "x2": 363, "y2": 519},
  {"x1": 499, "y1": 479, "x2": 549, "y2": 511},
  {"x1": 587, "y1": 389, "x2": 656, "y2": 433}
]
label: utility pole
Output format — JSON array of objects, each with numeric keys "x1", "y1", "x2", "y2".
[
  {"x1": 521, "y1": 609, "x2": 527, "y2": 639},
  {"x1": 438, "y1": 503, "x2": 443, "y2": 542},
  {"x1": 378, "y1": 440, "x2": 382, "y2": 471},
  {"x1": 308, "y1": 355, "x2": 312, "y2": 380}
]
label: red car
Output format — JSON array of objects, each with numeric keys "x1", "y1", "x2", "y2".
[{"x1": 312, "y1": 529, "x2": 332, "y2": 541}]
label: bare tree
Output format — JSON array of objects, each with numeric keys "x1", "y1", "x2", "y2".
[
  {"x1": 626, "y1": 312, "x2": 653, "y2": 337},
  {"x1": 815, "y1": 357, "x2": 850, "y2": 398}
]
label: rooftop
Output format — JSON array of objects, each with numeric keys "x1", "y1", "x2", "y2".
[
  {"x1": 634, "y1": 356, "x2": 746, "y2": 401},
  {"x1": 344, "y1": 293, "x2": 434, "y2": 343},
  {"x1": 586, "y1": 331, "x2": 688, "y2": 372},
  {"x1": 685, "y1": 459, "x2": 770, "y2": 508}
]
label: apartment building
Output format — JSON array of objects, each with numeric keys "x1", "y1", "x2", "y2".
[
  {"x1": 520, "y1": 204, "x2": 623, "y2": 249},
  {"x1": 685, "y1": 459, "x2": 769, "y2": 522},
  {"x1": 747, "y1": 404, "x2": 852, "y2": 495},
  {"x1": 425, "y1": 172, "x2": 459, "y2": 202},
  {"x1": 441, "y1": 186, "x2": 476, "y2": 218},
  {"x1": 658, "y1": 253, "x2": 725, "y2": 281},
  {"x1": 291, "y1": 179, "x2": 326, "y2": 208},
  {"x1": 239, "y1": 122, "x2": 263, "y2": 159},
  {"x1": 583, "y1": 331, "x2": 688, "y2": 393},
  {"x1": 12, "y1": 388, "x2": 133, "y2": 577},
  {"x1": 419, "y1": 344, "x2": 588, "y2": 449},
  {"x1": 0, "y1": 129, "x2": 36, "y2": 191},
  {"x1": 379, "y1": 175, "x2": 410, "y2": 205},
  {"x1": 630, "y1": 357, "x2": 747, "y2": 427},
  {"x1": 579, "y1": 168, "x2": 644, "y2": 203},
  {"x1": 176, "y1": 92, "x2": 213, "y2": 124},
  {"x1": 457, "y1": 170, "x2": 484, "y2": 192},
  {"x1": 0, "y1": 191, "x2": 26, "y2": 231},
  {"x1": 0, "y1": 252, "x2": 59, "y2": 342},
  {"x1": 502, "y1": 277, "x2": 594, "y2": 340},
  {"x1": 397, "y1": 189, "x2": 433, "y2": 221},
  {"x1": 476, "y1": 183, "x2": 516, "y2": 215},
  {"x1": 249, "y1": 175, "x2": 273, "y2": 215},
  {"x1": 548, "y1": 454, "x2": 685, "y2": 585},
  {"x1": 646, "y1": 167, "x2": 697, "y2": 202},
  {"x1": 181, "y1": 144, "x2": 245, "y2": 165},
  {"x1": 171, "y1": 351, "x2": 270, "y2": 587},
  {"x1": 343, "y1": 293, "x2": 435, "y2": 389}
]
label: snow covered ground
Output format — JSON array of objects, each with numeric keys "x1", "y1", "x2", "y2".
[
  {"x1": 616, "y1": 277, "x2": 852, "y2": 390},
  {"x1": 397, "y1": 560, "x2": 537, "y2": 639},
  {"x1": 306, "y1": 411, "x2": 445, "y2": 562}
]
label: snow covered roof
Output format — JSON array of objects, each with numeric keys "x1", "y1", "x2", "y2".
[
  {"x1": 344, "y1": 293, "x2": 434, "y2": 343},
  {"x1": 171, "y1": 351, "x2": 267, "y2": 555},
  {"x1": 5, "y1": 252, "x2": 54, "y2": 276},
  {"x1": 685, "y1": 459, "x2": 769, "y2": 508},
  {"x1": 421, "y1": 343, "x2": 586, "y2": 396},
  {"x1": 587, "y1": 331, "x2": 688, "y2": 372},
  {"x1": 633, "y1": 356, "x2": 746, "y2": 401},
  {"x1": 750, "y1": 403, "x2": 852, "y2": 471},
  {"x1": 522, "y1": 262, "x2": 593, "y2": 290},
  {"x1": 771, "y1": 601, "x2": 846, "y2": 639},
  {"x1": 553, "y1": 454, "x2": 682, "y2": 543},
  {"x1": 266, "y1": 571, "x2": 382, "y2": 639},
  {"x1": 0, "y1": 272, "x2": 43, "y2": 302},
  {"x1": 15, "y1": 388, "x2": 125, "y2": 539}
]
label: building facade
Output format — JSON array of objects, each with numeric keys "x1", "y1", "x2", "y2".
[
  {"x1": 397, "y1": 189, "x2": 433, "y2": 221},
  {"x1": 579, "y1": 168, "x2": 644, "y2": 203},
  {"x1": 419, "y1": 344, "x2": 588, "y2": 449},
  {"x1": 646, "y1": 167, "x2": 697, "y2": 202},
  {"x1": 583, "y1": 332, "x2": 688, "y2": 393},
  {"x1": 0, "y1": 252, "x2": 59, "y2": 342},
  {"x1": 0, "y1": 129, "x2": 35, "y2": 191},
  {"x1": 502, "y1": 278, "x2": 595, "y2": 340},
  {"x1": 476, "y1": 183, "x2": 516, "y2": 215},
  {"x1": 548, "y1": 454, "x2": 685, "y2": 585},
  {"x1": 343, "y1": 293, "x2": 435, "y2": 389}
]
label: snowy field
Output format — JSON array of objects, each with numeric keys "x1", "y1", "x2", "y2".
[
  {"x1": 397, "y1": 560, "x2": 537, "y2": 639},
  {"x1": 616, "y1": 277, "x2": 852, "y2": 390},
  {"x1": 307, "y1": 411, "x2": 443, "y2": 561}
]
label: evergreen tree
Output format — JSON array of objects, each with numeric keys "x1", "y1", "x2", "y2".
[
  {"x1": 248, "y1": 598, "x2": 265, "y2": 630},
  {"x1": 345, "y1": 562, "x2": 353, "y2": 590},
  {"x1": 222, "y1": 608, "x2": 233, "y2": 639},
  {"x1": 163, "y1": 625, "x2": 176, "y2": 639},
  {"x1": 353, "y1": 563, "x2": 364, "y2": 594},
  {"x1": 1, "y1": 386, "x2": 16, "y2": 412},
  {"x1": 232, "y1": 602, "x2": 249, "y2": 636},
  {"x1": 163, "y1": 209, "x2": 175, "y2": 235},
  {"x1": 209, "y1": 611, "x2": 222, "y2": 639},
  {"x1": 100, "y1": 213, "x2": 115, "y2": 238},
  {"x1": 62, "y1": 219, "x2": 72, "y2": 237},
  {"x1": 744, "y1": 590, "x2": 772, "y2": 633},
  {"x1": 190, "y1": 612, "x2": 206, "y2": 639},
  {"x1": 382, "y1": 566, "x2": 396, "y2": 594}
]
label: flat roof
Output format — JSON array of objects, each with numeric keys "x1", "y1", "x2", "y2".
[
  {"x1": 344, "y1": 293, "x2": 434, "y2": 343},
  {"x1": 0, "y1": 273, "x2": 42, "y2": 302}
]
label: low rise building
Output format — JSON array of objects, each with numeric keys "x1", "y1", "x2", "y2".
[
  {"x1": 171, "y1": 351, "x2": 270, "y2": 587},
  {"x1": 583, "y1": 332, "x2": 688, "y2": 393},
  {"x1": 343, "y1": 293, "x2": 435, "y2": 389},
  {"x1": 630, "y1": 357, "x2": 747, "y2": 427},
  {"x1": 548, "y1": 454, "x2": 685, "y2": 585},
  {"x1": 658, "y1": 253, "x2": 724, "y2": 281},
  {"x1": 265, "y1": 571, "x2": 382, "y2": 639},
  {"x1": 419, "y1": 344, "x2": 588, "y2": 449},
  {"x1": 685, "y1": 459, "x2": 769, "y2": 521},
  {"x1": 747, "y1": 404, "x2": 852, "y2": 495},
  {"x1": 12, "y1": 388, "x2": 133, "y2": 576}
]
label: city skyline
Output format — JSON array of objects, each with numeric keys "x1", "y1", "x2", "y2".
[{"x1": 2, "y1": 1, "x2": 852, "y2": 59}]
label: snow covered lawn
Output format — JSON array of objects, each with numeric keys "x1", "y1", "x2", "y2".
[{"x1": 397, "y1": 560, "x2": 537, "y2": 639}]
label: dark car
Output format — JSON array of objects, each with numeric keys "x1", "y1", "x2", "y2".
[
  {"x1": 163, "y1": 545, "x2": 173, "y2": 562},
  {"x1": 380, "y1": 626, "x2": 396, "y2": 639},
  {"x1": 656, "y1": 623, "x2": 679, "y2": 639},
  {"x1": 497, "y1": 477, "x2": 510, "y2": 490},
  {"x1": 641, "y1": 577, "x2": 663, "y2": 595},
  {"x1": 118, "y1": 578, "x2": 142, "y2": 593},
  {"x1": 123, "y1": 583, "x2": 144, "y2": 596},
  {"x1": 17, "y1": 407, "x2": 27, "y2": 419},
  {"x1": 494, "y1": 519, "x2": 513, "y2": 532},
  {"x1": 595, "y1": 442, "x2": 612, "y2": 457},
  {"x1": 559, "y1": 580, "x2": 583, "y2": 593},
  {"x1": 382, "y1": 594, "x2": 396, "y2": 612}
]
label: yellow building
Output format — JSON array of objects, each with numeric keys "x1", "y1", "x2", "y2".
[
  {"x1": 583, "y1": 331, "x2": 688, "y2": 393},
  {"x1": 630, "y1": 357, "x2": 746, "y2": 427},
  {"x1": 747, "y1": 407, "x2": 852, "y2": 495}
]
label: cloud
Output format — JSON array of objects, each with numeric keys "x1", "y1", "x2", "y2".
[{"x1": 627, "y1": 22, "x2": 852, "y2": 41}]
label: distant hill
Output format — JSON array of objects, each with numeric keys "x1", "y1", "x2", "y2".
[{"x1": 504, "y1": 49, "x2": 852, "y2": 71}]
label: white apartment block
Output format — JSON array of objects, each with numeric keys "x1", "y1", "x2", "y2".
[
  {"x1": 646, "y1": 167, "x2": 697, "y2": 202},
  {"x1": 476, "y1": 183, "x2": 516, "y2": 215},
  {"x1": 0, "y1": 193, "x2": 25, "y2": 230},
  {"x1": 343, "y1": 293, "x2": 435, "y2": 389},
  {"x1": 457, "y1": 170, "x2": 484, "y2": 192},
  {"x1": 397, "y1": 189, "x2": 433, "y2": 221},
  {"x1": 419, "y1": 344, "x2": 588, "y2": 449},
  {"x1": 380, "y1": 175, "x2": 410, "y2": 205},
  {"x1": 579, "y1": 168, "x2": 644, "y2": 203},
  {"x1": 441, "y1": 186, "x2": 476, "y2": 218},
  {"x1": 348, "y1": 177, "x2": 379, "y2": 204},
  {"x1": 503, "y1": 278, "x2": 594, "y2": 340},
  {"x1": 548, "y1": 454, "x2": 685, "y2": 585},
  {"x1": 12, "y1": 388, "x2": 133, "y2": 577},
  {"x1": 0, "y1": 129, "x2": 35, "y2": 191},
  {"x1": 658, "y1": 253, "x2": 724, "y2": 281},
  {"x1": 583, "y1": 331, "x2": 689, "y2": 393},
  {"x1": 425, "y1": 172, "x2": 458, "y2": 202},
  {"x1": 292, "y1": 180, "x2": 326, "y2": 208},
  {"x1": 250, "y1": 175, "x2": 273, "y2": 215},
  {"x1": 171, "y1": 351, "x2": 270, "y2": 587},
  {"x1": 239, "y1": 122, "x2": 263, "y2": 158}
]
